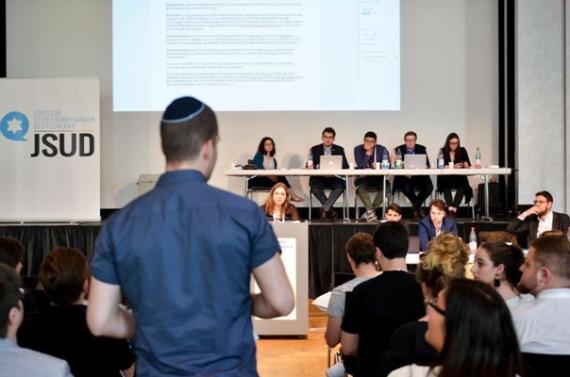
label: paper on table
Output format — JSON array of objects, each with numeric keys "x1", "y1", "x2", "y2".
[{"x1": 312, "y1": 291, "x2": 331, "y2": 313}]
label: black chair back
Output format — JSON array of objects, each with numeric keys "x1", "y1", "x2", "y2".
[{"x1": 522, "y1": 352, "x2": 570, "y2": 377}]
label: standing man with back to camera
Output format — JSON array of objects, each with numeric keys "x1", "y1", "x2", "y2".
[{"x1": 87, "y1": 96, "x2": 294, "y2": 377}]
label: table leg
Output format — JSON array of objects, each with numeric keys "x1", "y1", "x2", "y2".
[
  {"x1": 482, "y1": 174, "x2": 493, "y2": 221},
  {"x1": 344, "y1": 175, "x2": 349, "y2": 221},
  {"x1": 382, "y1": 175, "x2": 387, "y2": 218}
]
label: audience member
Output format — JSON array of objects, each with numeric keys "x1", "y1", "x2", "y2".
[
  {"x1": 472, "y1": 241, "x2": 534, "y2": 311},
  {"x1": 389, "y1": 279, "x2": 524, "y2": 377},
  {"x1": 87, "y1": 96, "x2": 294, "y2": 377},
  {"x1": 354, "y1": 131, "x2": 389, "y2": 222},
  {"x1": 513, "y1": 235, "x2": 570, "y2": 354},
  {"x1": 341, "y1": 222, "x2": 425, "y2": 377},
  {"x1": 18, "y1": 247, "x2": 135, "y2": 377},
  {"x1": 250, "y1": 137, "x2": 303, "y2": 202},
  {"x1": 418, "y1": 199, "x2": 458, "y2": 251},
  {"x1": 506, "y1": 190, "x2": 570, "y2": 245},
  {"x1": 0, "y1": 237, "x2": 50, "y2": 322},
  {"x1": 325, "y1": 233, "x2": 380, "y2": 348},
  {"x1": 384, "y1": 203, "x2": 402, "y2": 222},
  {"x1": 261, "y1": 182, "x2": 300, "y2": 221},
  {"x1": 0, "y1": 264, "x2": 72, "y2": 377},
  {"x1": 436, "y1": 133, "x2": 473, "y2": 215},
  {"x1": 309, "y1": 127, "x2": 349, "y2": 220},
  {"x1": 379, "y1": 233, "x2": 468, "y2": 377},
  {"x1": 0, "y1": 237, "x2": 24, "y2": 274},
  {"x1": 392, "y1": 131, "x2": 433, "y2": 219}
]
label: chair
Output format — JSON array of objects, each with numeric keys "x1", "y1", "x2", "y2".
[
  {"x1": 354, "y1": 184, "x2": 391, "y2": 220},
  {"x1": 478, "y1": 231, "x2": 518, "y2": 245},
  {"x1": 521, "y1": 352, "x2": 570, "y2": 377},
  {"x1": 436, "y1": 189, "x2": 475, "y2": 219},
  {"x1": 246, "y1": 185, "x2": 271, "y2": 201}
]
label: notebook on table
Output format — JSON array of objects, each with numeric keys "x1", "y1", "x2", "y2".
[
  {"x1": 320, "y1": 155, "x2": 343, "y2": 170},
  {"x1": 404, "y1": 154, "x2": 427, "y2": 169}
]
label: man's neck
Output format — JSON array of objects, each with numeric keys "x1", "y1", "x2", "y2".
[
  {"x1": 354, "y1": 263, "x2": 379, "y2": 278},
  {"x1": 379, "y1": 257, "x2": 408, "y2": 272},
  {"x1": 539, "y1": 209, "x2": 552, "y2": 220},
  {"x1": 165, "y1": 161, "x2": 207, "y2": 177}
]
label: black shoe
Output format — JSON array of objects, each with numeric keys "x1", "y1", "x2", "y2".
[
  {"x1": 319, "y1": 208, "x2": 328, "y2": 219},
  {"x1": 327, "y1": 209, "x2": 338, "y2": 221}
]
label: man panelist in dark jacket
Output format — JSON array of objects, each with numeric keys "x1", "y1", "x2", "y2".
[
  {"x1": 309, "y1": 127, "x2": 349, "y2": 220},
  {"x1": 392, "y1": 131, "x2": 433, "y2": 219},
  {"x1": 506, "y1": 190, "x2": 570, "y2": 244}
]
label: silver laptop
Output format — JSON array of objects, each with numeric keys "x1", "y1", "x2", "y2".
[
  {"x1": 320, "y1": 155, "x2": 343, "y2": 170},
  {"x1": 404, "y1": 154, "x2": 427, "y2": 169}
]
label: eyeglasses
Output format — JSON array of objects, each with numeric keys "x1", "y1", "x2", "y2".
[
  {"x1": 426, "y1": 298, "x2": 446, "y2": 315},
  {"x1": 533, "y1": 200, "x2": 548, "y2": 204}
]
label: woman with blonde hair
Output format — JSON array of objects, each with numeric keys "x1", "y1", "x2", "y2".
[
  {"x1": 261, "y1": 182, "x2": 300, "y2": 221},
  {"x1": 378, "y1": 233, "x2": 468, "y2": 377}
]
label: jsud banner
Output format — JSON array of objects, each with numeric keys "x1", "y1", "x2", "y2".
[{"x1": 0, "y1": 78, "x2": 100, "y2": 221}]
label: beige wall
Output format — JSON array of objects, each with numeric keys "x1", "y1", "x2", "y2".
[{"x1": 7, "y1": 0, "x2": 499, "y2": 209}]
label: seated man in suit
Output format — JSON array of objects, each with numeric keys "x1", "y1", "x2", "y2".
[
  {"x1": 506, "y1": 191, "x2": 570, "y2": 246},
  {"x1": 309, "y1": 127, "x2": 349, "y2": 220},
  {"x1": 0, "y1": 264, "x2": 72, "y2": 377},
  {"x1": 513, "y1": 235, "x2": 570, "y2": 354},
  {"x1": 392, "y1": 131, "x2": 433, "y2": 219},
  {"x1": 354, "y1": 131, "x2": 389, "y2": 222}
]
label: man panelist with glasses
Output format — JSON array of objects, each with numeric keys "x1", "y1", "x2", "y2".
[{"x1": 506, "y1": 190, "x2": 570, "y2": 244}]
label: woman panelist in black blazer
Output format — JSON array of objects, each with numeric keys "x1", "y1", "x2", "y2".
[{"x1": 436, "y1": 133, "x2": 473, "y2": 216}]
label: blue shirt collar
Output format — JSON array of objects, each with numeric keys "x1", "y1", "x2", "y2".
[{"x1": 156, "y1": 169, "x2": 206, "y2": 187}]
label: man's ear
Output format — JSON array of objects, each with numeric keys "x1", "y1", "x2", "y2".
[
  {"x1": 201, "y1": 139, "x2": 215, "y2": 161},
  {"x1": 537, "y1": 266, "x2": 553, "y2": 286},
  {"x1": 8, "y1": 304, "x2": 23, "y2": 330},
  {"x1": 375, "y1": 247, "x2": 382, "y2": 260}
]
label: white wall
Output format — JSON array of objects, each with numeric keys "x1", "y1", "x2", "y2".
[
  {"x1": 6, "y1": 0, "x2": 499, "y2": 209},
  {"x1": 516, "y1": 0, "x2": 568, "y2": 212}
]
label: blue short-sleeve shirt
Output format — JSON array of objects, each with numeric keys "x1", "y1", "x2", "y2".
[{"x1": 91, "y1": 170, "x2": 280, "y2": 377}]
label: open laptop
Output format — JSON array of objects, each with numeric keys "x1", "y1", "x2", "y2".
[
  {"x1": 320, "y1": 155, "x2": 343, "y2": 170},
  {"x1": 404, "y1": 154, "x2": 427, "y2": 169}
]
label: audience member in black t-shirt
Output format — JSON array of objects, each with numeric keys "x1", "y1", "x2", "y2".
[
  {"x1": 341, "y1": 222, "x2": 425, "y2": 377},
  {"x1": 18, "y1": 247, "x2": 135, "y2": 377},
  {"x1": 378, "y1": 233, "x2": 468, "y2": 377},
  {"x1": 0, "y1": 237, "x2": 50, "y2": 322}
]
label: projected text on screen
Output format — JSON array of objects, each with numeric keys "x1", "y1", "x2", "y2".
[{"x1": 113, "y1": 0, "x2": 400, "y2": 111}]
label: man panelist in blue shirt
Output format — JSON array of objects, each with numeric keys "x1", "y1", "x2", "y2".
[{"x1": 87, "y1": 97, "x2": 294, "y2": 377}]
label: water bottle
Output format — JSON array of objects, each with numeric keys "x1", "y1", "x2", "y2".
[
  {"x1": 469, "y1": 227, "x2": 477, "y2": 253},
  {"x1": 437, "y1": 150, "x2": 445, "y2": 169},
  {"x1": 475, "y1": 147, "x2": 481, "y2": 168},
  {"x1": 381, "y1": 150, "x2": 390, "y2": 169},
  {"x1": 395, "y1": 149, "x2": 403, "y2": 169},
  {"x1": 307, "y1": 151, "x2": 313, "y2": 169}
]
